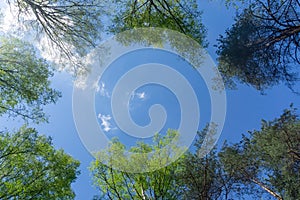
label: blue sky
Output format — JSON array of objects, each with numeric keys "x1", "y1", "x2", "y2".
[
  {"x1": 1, "y1": 0, "x2": 300, "y2": 199},
  {"x1": 94, "y1": 48, "x2": 211, "y2": 146}
]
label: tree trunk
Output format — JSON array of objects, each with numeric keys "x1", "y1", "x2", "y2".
[{"x1": 250, "y1": 178, "x2": 283, "y2": 200}]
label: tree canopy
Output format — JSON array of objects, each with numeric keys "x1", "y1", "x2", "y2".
[
  {"x1": 110, "y1": 0, "x2": 206, "y2": 45},
  {"x1": 0, "y1": 36, "x2": 61, "y2": 123},
  {"x1": 217, "y1": 0, "x2": 300, "y2": 91},
  {"x1": 1, "y1": 0, "x2": 300, "y2": 199},
  {"x1": 90, "y1": 127, "x2": 234, "y2": 200},
  {"x1": 0, "y1": 126, "x2": 80, "y2": 199},
  {"x1": 90, "y1": 130, "x2": 186, "y2": 199},
  {"x1": 5, "y1": 0, "x2": 103, "y2": 71},
  {"x1": 90, "y1": 108, "x2": 300, "y2": 199},
  {"x1": 1, "y1": 7, "x2": 81, "y2": 199},
  {"x1": 219, "y1": 106, "x2": 300, "y2": 199},
  {"x1": 177, "y1": 125, "x2": 234, "y2": 200}
]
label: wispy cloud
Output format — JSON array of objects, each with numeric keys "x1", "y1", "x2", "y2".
[
  {"x1": 0, "y1": 2, "x2": 79, "y2": 73},
  {"x1": 131, "y1": 91, "x2": 147, "y2": 100},
  {"x1": 136, "y1": 92, "x2": 146, "y2": 99},
  {"x1": 96, "y1": 82, "x2": 110, "y2": 98},
  {"x1": 98, "y1": 114, "x2": 112, "y2": 132},
  {"x1": 129, "y1": 91, "x2": 147, "y2": 111}
]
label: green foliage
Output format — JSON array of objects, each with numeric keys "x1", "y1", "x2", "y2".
[
  {"x1": 90, "y1": 130, "x2": 186, "y2": 199},
  {"x1": 90, "y1": 127, "x2": 235, "y2": 199},
  {"x1": 176, "y1": 124, "x2": 234, "y2": 199},
  {"x1": 109, "y1": 0, "x2": 207, "y2": 46},
  {"x1": 92, "y1": 130, "x2": 185, "y2": 173},
  {"x1": 90, "y1": 111, "x2": 300, "y2": 199},
  {"x1": 0, "y1": 126, "x2": 80, "y2": 199},
  {"x1": 219, "y1": 106, "x2": 300, "y2": 199},
  {"x1": 224, "y1": 0, "x2": 246, "y2": 9},
  {"x1": 0, "y1": 36, "x2": 61, "y2": 123},
  {"x1": 217, "y1": 0, "x2": 300, "y2": 91}
]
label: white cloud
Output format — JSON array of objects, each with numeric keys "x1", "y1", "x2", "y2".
[
  {"x1": 96, "y1": 82, "x2": 110, "y2": 97},
  {"x1": 131, "y1": 91, "x2": 146, "y2": 100},
  {"x1": 1, "y1": 3, "x2": 21, "y2": 33},
  {"x1": 1, "y1": 2, "x2": 37, "y2": 38},
  {"x1": 136, "y1": 92, "x2": 146, "y2": 99},
  {"x1": 0, "y1": 2, "x2": 79, "y2": 73},
  {"x1": 98, "y1": 114, "x2": 112, "y2": 132}
]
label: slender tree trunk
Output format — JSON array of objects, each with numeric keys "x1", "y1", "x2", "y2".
[
  {"x1": 250, "y1": 178, "x2": 283, "y2": 200},
  {"x1": 141, "y1": 186, "x2": 146, "y2": 200}
]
